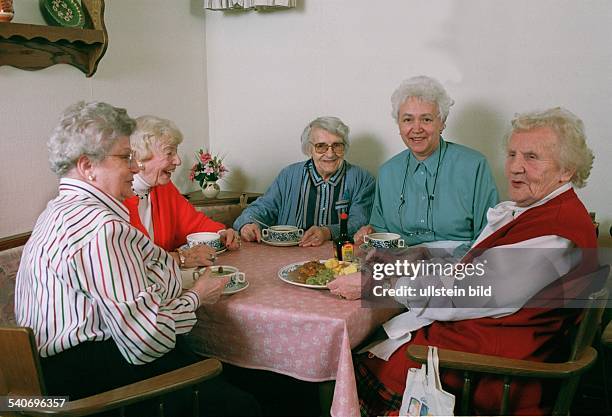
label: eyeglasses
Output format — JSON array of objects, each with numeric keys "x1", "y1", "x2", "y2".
[
  {"x1": 310, "y1": 142, "x2": 345, "y2": 154},
  {"x1": 107, "y1": 151, "x2": 136, "y2": 168}
]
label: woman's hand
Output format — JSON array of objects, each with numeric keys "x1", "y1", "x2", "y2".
[
  {"x1": 220, "y1": 228, "x2": 241, "y2": 250},
  {"x1": 240, "y1": 223, "x2": 262, "y2": 242},
  {"x1": 353, "y1": 225, "x2": 375, "y2": 246},
  {"x1": 327, "y1": 272, "x2": 362, "y2": 300},
  {"x1": 182, "y1": 244, "x2": 217, "y2": 268},
  {"x1": 299, "y1": 226, "x2": 331, "y2": 247},
  {"x1": 190, "y1": 268, "x2": 229, "y2": 305}
]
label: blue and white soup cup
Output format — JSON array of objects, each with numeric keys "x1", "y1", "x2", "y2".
[
  {"x1": 186, "y1": 232, "x2": 224, "y2": 251},
  {"x1": 262, "y1": 225, "x2": 304, "y2": 242},
  {"x1": 209, "y1": 265, "x2": 246, "y2": 288},
  {"x1": 363, "y1": 232, "x2": 405, "y2": 248}
]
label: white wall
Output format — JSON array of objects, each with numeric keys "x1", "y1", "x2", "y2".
[
  {"x1": 205, "y1": 0, "x2": 612, "y2": 236},
  {"x1": 2, "y1": 0, "x2": 611, "y2": 239},
  {"x1": 0, "y1": 0, "x2": 209, "y2": 237}
]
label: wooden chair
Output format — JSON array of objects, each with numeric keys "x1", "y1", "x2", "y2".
[
  {"x1": 601, "y1": 306, "x2": 612, "y2": 413},
  {"x1": 407, "y1": 264, "x2": 610, "y2": 416},
  {"x1": 0, "y1": 326, "x2": 222, "y2": 417}
]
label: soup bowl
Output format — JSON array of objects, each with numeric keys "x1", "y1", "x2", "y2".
[{"x1": 261, "y1": 225, "x2": 304, "y2": 242}]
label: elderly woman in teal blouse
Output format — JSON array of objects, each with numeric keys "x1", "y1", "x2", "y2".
[
  {"x1": 354, "y1": 76, "x2": 498, "y2": 255},
  {"x1": 234, "y1": 116, "x2": 375, "y2": 247}
]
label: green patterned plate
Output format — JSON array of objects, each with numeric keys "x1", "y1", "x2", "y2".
[{"x1": 40, "y1": 0, "x2": 85, "y2": 28}]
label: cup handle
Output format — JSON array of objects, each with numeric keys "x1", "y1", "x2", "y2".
[
  {"x1": 192, "y1": 267, "x2": 206, "y2": 281},
  {"x1": 262, "y1": 228, "x2": 269, "y2": 237},
  {"x1": 397, "y1": 239, "x2": 405, "y2": 248},
  {"x1": 234, "y1": 272, "x2": 246, "y2": 283},
  {"x1": 364, "y1": 235, "x2": 370, "y2": 244},
  {"x1": 297, "y1": 229, "x2": 304, "y2": 237}
]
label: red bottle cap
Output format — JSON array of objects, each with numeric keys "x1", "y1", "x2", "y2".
[{"x1": 340, "y1": 212, "x2": 348, "y2": 220}]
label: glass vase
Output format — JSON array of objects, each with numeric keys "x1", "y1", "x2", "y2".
[{"x1": 0, "y1": 0, "x2": 14, "y2": 22}]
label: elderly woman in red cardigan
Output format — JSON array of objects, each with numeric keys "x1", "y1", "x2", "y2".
[
  {"x1": 124, "y1": 116, "x2": 241, "y2": 269},
  {"x1": 329, "y1": 107, "x2": 597, "y2": 415}
]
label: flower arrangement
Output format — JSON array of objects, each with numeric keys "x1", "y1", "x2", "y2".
[{"x1": 189, "y1": 149, "x2": 228, "y2": 188}]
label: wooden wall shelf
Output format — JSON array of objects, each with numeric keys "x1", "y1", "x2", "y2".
[{"x1": 0, "y1": 0, "x2": 107, "y2": 77}]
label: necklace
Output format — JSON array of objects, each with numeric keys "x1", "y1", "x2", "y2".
[
  {"x1": 398, "y1": 142, "x2": 443, "y2": 238},
  {"x1": 132, "y1": 188, "x2": 150, "y2": 200},
  {"x1": 132, "y1": 174, "x2": 152, "y2": 200}
]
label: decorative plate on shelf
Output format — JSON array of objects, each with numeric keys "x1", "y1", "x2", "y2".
[{"x1": 39, "y1": 0, "x2": 85, "y2": 28}]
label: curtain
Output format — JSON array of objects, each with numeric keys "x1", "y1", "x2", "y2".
[{"x1": 205, "y1": 0, "x2": 296, "y2": 11}]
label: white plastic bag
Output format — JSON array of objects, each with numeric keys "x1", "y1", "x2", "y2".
[{"x1": 399, "y1": 346, "x2": 455, "y2": 416}]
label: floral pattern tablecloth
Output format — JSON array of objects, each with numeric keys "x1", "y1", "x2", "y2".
[{"x1": 187, "y1": 242, "x2": 399, "y2": 417}]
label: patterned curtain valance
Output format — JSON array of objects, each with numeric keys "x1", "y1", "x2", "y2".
[{"x1": 205, "y1": 0, "x2": 296, "y2": 11}]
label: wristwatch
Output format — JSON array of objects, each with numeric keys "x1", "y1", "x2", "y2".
[{"x1": 177, "y1": 247, "x2": 186, "y2": 268}]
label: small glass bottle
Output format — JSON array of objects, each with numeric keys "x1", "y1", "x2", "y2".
[{"x1": 334, "y1": 212, "x2": 354, "y2": 261}]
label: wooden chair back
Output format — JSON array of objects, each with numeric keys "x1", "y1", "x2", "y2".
[
  {"x1": 569, "y1": 265, "x2": 610, "y2": 361},
  {"x1": 407, "y1": 264, "x2": 611, "y2": 416},
  {"x1": 0, "y1": 326, "x2": 46, "y2": 396},
  {"x1": 0, "y1": 326, "x2": 223, "y2": 416}
]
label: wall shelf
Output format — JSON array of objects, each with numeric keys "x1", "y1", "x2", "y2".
[{"x1": 0, "y1": 0, "x2": 107, "y2": 77}]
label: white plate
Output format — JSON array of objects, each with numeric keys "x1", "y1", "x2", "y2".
[
  {"x1": 277, "y1": 260, "x2": 330, "y2": 289},
  {"x1": 262, "y1": 237, "x2": 300, "y2": 247},
  {"x1": 359, "y1": 243, "x2": 372, "y2": 251},
  {"x1": 224, "y1": 280, "x2": 249, "y2": 295},
  {"x1": 181, "y1": 268, "x2": 249, "y2": 295}
]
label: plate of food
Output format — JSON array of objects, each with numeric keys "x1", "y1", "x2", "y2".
[{"x1": 278, "y1": 258, "x2": 359, "y2": 289}]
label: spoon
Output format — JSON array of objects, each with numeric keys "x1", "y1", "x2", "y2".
[{"x1": 250, "y1": 216, "x2": 271, "y2": 229}]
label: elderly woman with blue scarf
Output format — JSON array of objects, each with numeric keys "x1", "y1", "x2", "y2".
[{"x1": 234, "y1": 116, "x2": 375, "y2": 246}]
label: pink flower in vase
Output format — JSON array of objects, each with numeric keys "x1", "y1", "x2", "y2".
[{"x1": 199, "y1": 152, "x2": 212, "y2": 164}]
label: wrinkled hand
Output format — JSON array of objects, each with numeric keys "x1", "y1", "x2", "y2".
[
  {"x1": 190, "y1": 268, "x2": 229, "y2": 305},
  {"x1": 183, "y1": 244, "x2": 217, "y2": 268},
  {"x1": 353, "y1": 225, "x2": 375, "y2": 246},
  {"x1": 299, "y1": 226, "x2": 331, "y2": 247},
  {"x1": 240, "y1": 223, "x2": 262, "y2": 242},
  {"x1": 327, "y1": 272, "x2": 362, "y2": 300},
  {"x1": 220, "y1": 228, "x2": 241, "y2": 250}
]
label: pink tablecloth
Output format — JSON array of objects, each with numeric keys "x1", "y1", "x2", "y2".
[{"x1": 187, "y1": 242, "x2": 399, "y2": 417}]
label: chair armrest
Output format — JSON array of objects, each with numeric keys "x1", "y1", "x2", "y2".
[
  {"x1": 602, "y1": 320, "x2": 612, "y2": 348},
  {"x1": 406, "y1": 345, "x2": 597, "y2": 379},
  {"x1": 21, "y1": 358, "x2": 222, "y2": 417}
]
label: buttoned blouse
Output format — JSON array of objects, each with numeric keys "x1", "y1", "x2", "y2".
[
  {"x1": 15, "y1": 178, "x2": 199, "y2": 364},
  {"x1": 370, "y1": 138, "x2": 499, "y2": 254}
]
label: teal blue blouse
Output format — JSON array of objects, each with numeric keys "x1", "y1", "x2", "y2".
[{"x1": 369, "y1": 138, "x2": 498, "y2": 255}]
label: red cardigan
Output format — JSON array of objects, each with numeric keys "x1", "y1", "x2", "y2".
[
  {"x1": 124, "y1": 182, "x2": 225, "y2": 252},
  {"x1": 369, "y1": 189, "x2": 597, "y2": 415}
]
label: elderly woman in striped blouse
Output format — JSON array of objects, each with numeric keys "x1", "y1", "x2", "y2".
[
  {"x1": 14, "y1": 101, "x2": 258, "y2": 416},
  {"x1": 234, "y1": 116, "x2": 375, "y2": 246}
]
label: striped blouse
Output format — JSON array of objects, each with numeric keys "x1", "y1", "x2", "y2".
[
  {"x1": 15, "y1": 178, "x2": 200, "y2": 365},
  {"x1": 295, "y1": 160, "x2": 347, "y2": 230}
]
